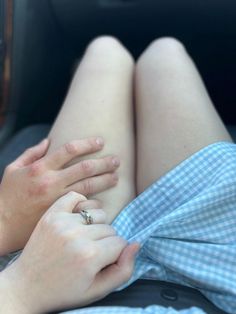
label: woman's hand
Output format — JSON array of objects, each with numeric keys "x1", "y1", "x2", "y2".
[
  {"x1": 0, "y1": 192, "x2": 139, "y2": 314},
  {"x1": 0, "y1": 137, "x2": 120, "y2": 254}
]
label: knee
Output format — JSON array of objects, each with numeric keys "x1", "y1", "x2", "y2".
[
  {"x1": 137, "y1": 37, "x2": 187, "y2": 67},
  {"x1": 147, "y1": 37, "x2": 186, "y2": 54},
  {"x1": 86, "y1": 36, "x2": 134, "y2": 65}
]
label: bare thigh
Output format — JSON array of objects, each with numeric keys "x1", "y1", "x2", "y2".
[
  {"x1": 135, "y1": 37, "x2": 233, "y2": 194},
  {"x1": 48, "y1": 36, "x2": 135, "y2": 223}
]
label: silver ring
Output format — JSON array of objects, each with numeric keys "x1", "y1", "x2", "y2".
[{"x1": 79, "y1": 209, "x2": 93, "y2": 225}]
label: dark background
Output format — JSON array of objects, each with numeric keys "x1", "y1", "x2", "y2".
[{"x1": 0, "y1": 0, "x2": 236, "y2": 142}]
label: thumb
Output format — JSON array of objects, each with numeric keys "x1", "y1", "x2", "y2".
[
  {"x1": 14, "y1": 138, "x2": 50, "y2": 167},
  {"x1": 87, "y1": 242, "x2": 140, "y2": 302}
]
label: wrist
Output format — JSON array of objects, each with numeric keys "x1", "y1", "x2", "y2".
[
  {"x1": 0, "y1": 264, "x2": 37, "y2": 314},
  {"x1": 0, "y1": 194, "x2": 12, "y2": 255},
  {"x1": 0, "y1": 193, "x2": 24, "y2": 255},
  {"x1": 0, "y1": 194, "x2": 8, "y2": 255}
]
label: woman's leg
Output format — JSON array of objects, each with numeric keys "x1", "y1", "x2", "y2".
[
  {"x1": 48, "y1": 36, "x2": 135, "y2": 223},
  {"x1": 135, "y1": 37, "x2": 233, "y2": 194}
]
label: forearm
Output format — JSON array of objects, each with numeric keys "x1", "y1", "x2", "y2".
[
  {"x1": 0, "y1": 194, "x2": 19, "y2": 256},
  {"x1": 0, "y1": 192, "x2": 29, "y2": 255},
  {"x1": 0, "y1": 267, "x2": 33, "y2": 314},
  {"x1": 0, "y1": 195, "x2": 10, "y2": 255}
]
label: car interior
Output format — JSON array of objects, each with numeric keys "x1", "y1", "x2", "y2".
[{"x1": 0, "y1": 1, "x2": 235, "y2": 313}]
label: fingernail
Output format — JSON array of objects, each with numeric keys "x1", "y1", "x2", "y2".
[
  {"x1": 133, "y1": 243, "x2": 141, "y2": 256},
  {"x1": 96, "y1": 137, "x2": 104, "y2": 147},
  {"x1": 112, "y1": 157, "x2": 120, "y2": 167}
]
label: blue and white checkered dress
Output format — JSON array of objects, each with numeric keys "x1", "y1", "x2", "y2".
[{"x1": 61, "y1": 141, "x2": 236, "y2": 314}]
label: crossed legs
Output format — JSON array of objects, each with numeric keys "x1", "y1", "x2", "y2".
[{"x1": 48, "y1": 36, "x2": 233, "y2": 222}]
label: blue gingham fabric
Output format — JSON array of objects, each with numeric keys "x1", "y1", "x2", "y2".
[{"x1": 62, "y1": 141, "x2": 236, "y2": 314}]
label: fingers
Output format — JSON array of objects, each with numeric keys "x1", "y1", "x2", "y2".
[
  {"x1": 43, "y1": 137, "x2": 104, "y2": 170},
  {"x1": 65, "y1": 172, "x2": 119, "y2": 196},
  {"x1": 13, "y1": 139, "x2": 50, "y2": 167},
  {"x1": 88, "y1": 243, "x2": 140, "y2": 300},
  {"x1": 75, "y1": 199, "x2": 103, "y2": 211},
  {"x1": 61, "y1": 155, "x2": 120, "y2": 186},
  {"x1": 73, "y1": 209, "x2": 107, "y2": 224},
  {"x1": 88, "y1": 225, "x2": 117, "y2": 240},
  {"x1": 49, "y1": 191, "x2": 87, "y2": 213},
  {"x1": 95, "y1": 236, "x2": 128, "y2": 268},
  {"x1": 78, "y1": 224, "x2": 117, "y2": 240}
]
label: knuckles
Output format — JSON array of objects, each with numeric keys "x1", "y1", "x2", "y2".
[
  {"x1": 74, "y1": 244, "x2": 99, "y2": 276},
  {"x1": 80, "y1": 160, "x2": 94, "y2": 176},
  {"x1": 64, "y1": 138, "x2": 99, "y2": 157},
  {"x1": 28, "y1": 175, "x2": 55, "y2": 196},
  {"x1": 36, "y1": 178, "x2": 51, "y2": 195},
  {"x1": 81, "y1": 178, "x2": 94, "y2": 195},
  {"x1": 28, "y1": 161, "x2": 44, "y2": 177},
  {"x1": 77, "y1": 244, "x2": 97, "y2": 262},
  {"x1": 64, "y1": 141, "x2": 79, "y2": 155}
]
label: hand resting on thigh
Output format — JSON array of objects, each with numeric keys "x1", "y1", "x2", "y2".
[{"x1": 0, "y1": 137, "x2": 120, "y2": 255}]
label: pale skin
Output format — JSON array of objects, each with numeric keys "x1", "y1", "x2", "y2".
[
  {"x1": 0, "y1": 36, "x2": 233, "y2": 313},
  {"x1": 48, "y1": 36, "x2": 233, "y2": 220},
  {"x1": 0, "y1": 136, "x2": 121, "y2": 255},
  {"x1": 0, "y1": 192, "x2": 140, "y2": 314}
]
